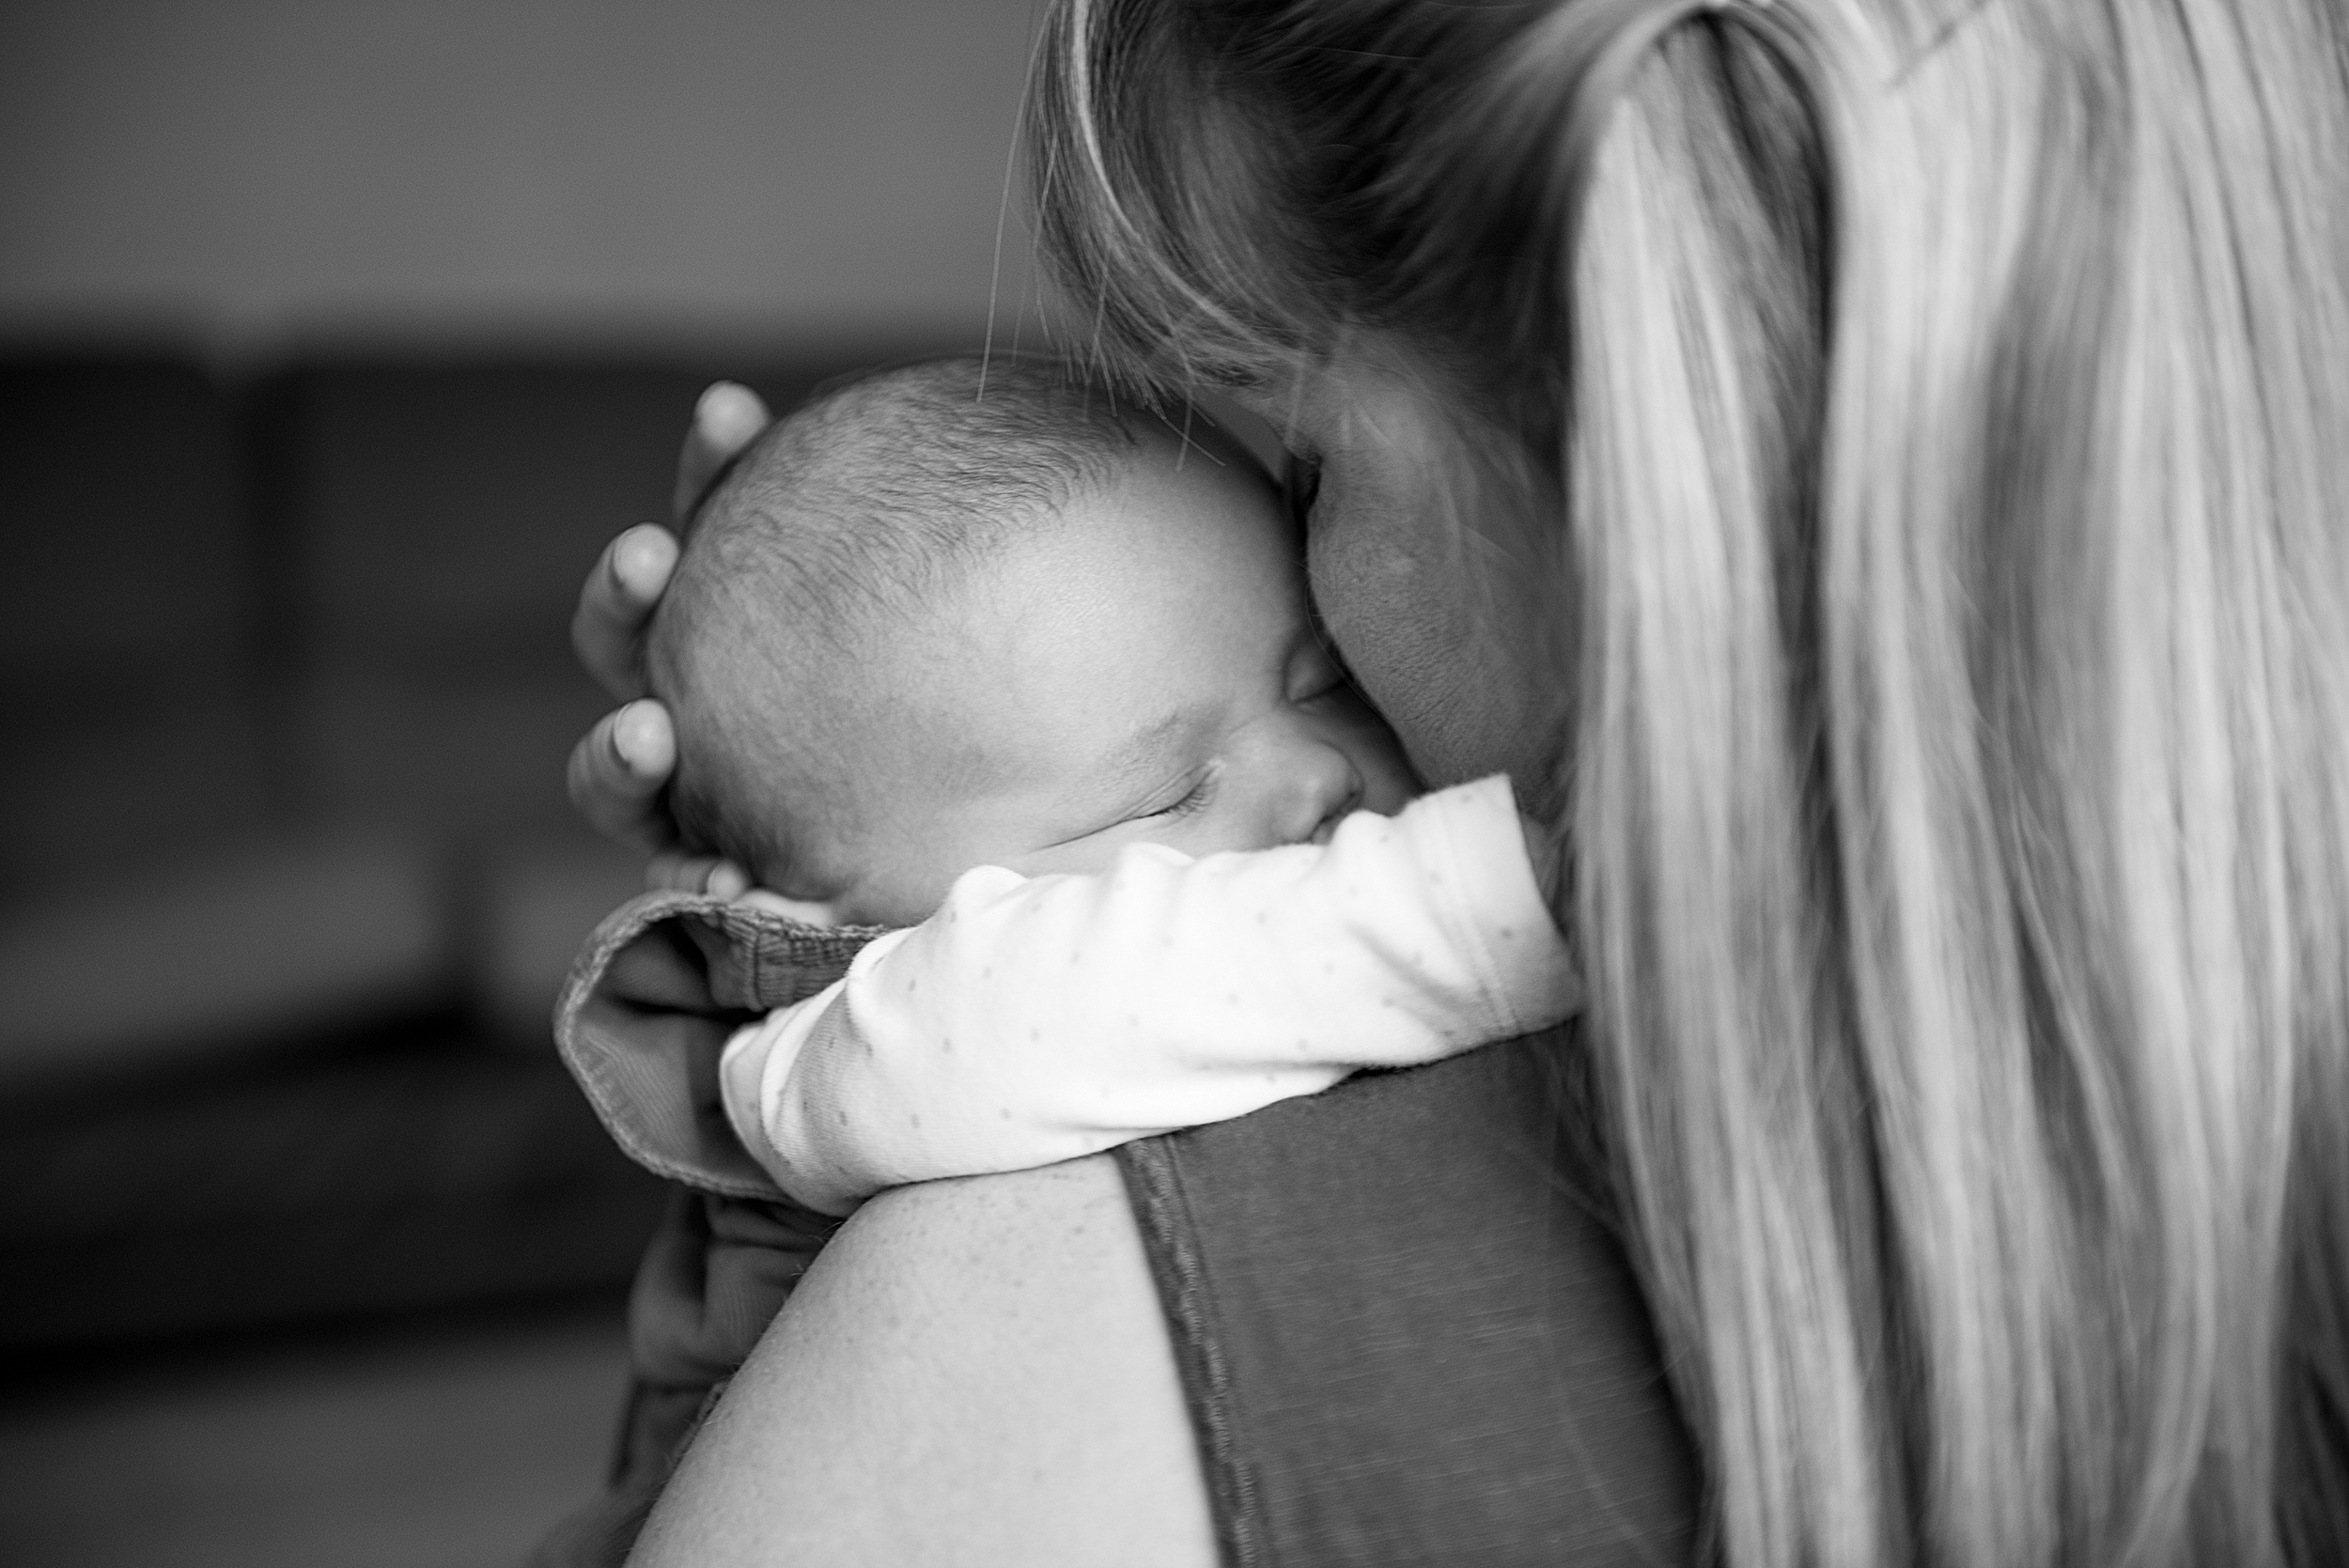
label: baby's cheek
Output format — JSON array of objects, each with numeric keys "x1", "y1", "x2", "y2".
[{"x1": 996, "y1": 833, "x2": 1142, "y2": 882}]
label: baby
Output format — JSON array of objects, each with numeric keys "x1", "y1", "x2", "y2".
[{"x1": 637, "y1": 355, "x2": 1576, "y2": 1216}]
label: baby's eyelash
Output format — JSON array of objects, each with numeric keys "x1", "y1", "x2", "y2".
[{"x1": 1153, "y1": 768, "x2": 1218, "y2": 820}]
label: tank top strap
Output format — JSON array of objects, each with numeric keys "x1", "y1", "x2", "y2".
[{"x1": 1113, "y1": 1026, "x2": 1702, "y2": 1567}]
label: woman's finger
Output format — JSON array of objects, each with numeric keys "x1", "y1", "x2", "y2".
[
  {"x1": 673, "y1": 381, "x2": 773, "y2": 524},
  {"x1": 571, "y1": 523, "x2": 680, "y2": 700},
  {"x1": 567, "y1": 699, "x2": 678, "y2": 852}
]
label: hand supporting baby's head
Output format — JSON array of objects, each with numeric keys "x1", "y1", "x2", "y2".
[
  {"x1": 648, "y1": 357, "x2": 1143, "y2": 914},
  {"x1": 648, "y1": 355, "x2": 1418, "y2": 926}
]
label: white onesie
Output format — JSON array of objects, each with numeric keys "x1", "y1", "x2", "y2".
[{"x1": 720, "y1": 773, "x2": 1579, "y2": 1214}]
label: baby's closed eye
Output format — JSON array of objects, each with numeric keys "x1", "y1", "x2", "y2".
[{"x1": 1137, "y1": 764, "x2": 1220, "y2": 823}]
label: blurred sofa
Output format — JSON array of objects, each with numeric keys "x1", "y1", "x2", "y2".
[{"x1": 0, "y1": 339, "x2": 952, "y2": 1355}]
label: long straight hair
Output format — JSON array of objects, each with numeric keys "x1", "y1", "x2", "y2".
[{"x1": 1032, "y1": 2, "x2": 2349, "y2": 1564}]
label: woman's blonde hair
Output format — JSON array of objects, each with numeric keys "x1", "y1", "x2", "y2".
[{"x1": 1032, "y1": 1, "x2": 2349, "y2": 1563}]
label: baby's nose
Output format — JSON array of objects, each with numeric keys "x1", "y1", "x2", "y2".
[{"x1": 1281, "y1": 739, "x2": 1365, "y2": 846}]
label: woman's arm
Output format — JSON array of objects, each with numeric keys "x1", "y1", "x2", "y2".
[{"x1": 627, "y1": 1155, "x2": 1219, "y2": 1567}]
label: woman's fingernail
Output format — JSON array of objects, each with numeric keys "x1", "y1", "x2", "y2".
[
  {"x1": 697, "y1": 381, "x2": 744, "y2": 424},
  {"x1": 611, "y1": 702, "x2": 651, "y2": 767},
  {"x1": 611, "y1": 524, "x2": 673, "y2": 594},
  {"x1": 697, "y1": 381, "x2": 762, "y2": 439}
]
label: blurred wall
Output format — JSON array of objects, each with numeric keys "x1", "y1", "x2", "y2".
[{"x1": 0, "y1": 0, "x2": 1044, "y2": 354}]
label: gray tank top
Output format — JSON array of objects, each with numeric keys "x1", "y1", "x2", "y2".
[{"x1": 1115, "y1": 1027, "x2": 1701, "y2": 1566}]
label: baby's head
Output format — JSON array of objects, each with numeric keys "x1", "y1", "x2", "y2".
[{"x1": 647, "y1": 356, "x2": 1417, "y2": 924}]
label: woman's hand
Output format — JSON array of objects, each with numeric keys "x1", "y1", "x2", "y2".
[{"x1": 566, "y1": 381, "x2": 774, "y2": 877}]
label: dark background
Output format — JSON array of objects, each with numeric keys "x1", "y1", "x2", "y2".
[{"x1": 0, "y1": 3, "x2": 1046, "y2": 1561}]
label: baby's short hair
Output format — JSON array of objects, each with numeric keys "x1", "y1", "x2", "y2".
[{"x1": 647, "y1": 355, "x2": 1154, "y2": 886}]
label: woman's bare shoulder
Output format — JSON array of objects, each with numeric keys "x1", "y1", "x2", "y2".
[{"x1": 628, "y1": 1155, "x2": 1219, "y2": 1567}]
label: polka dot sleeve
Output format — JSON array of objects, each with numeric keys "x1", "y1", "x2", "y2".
[{"x1": 721, "y1": 775, "x2": 1580, "y2": 1216}]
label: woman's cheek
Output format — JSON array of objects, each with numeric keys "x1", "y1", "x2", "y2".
[
  {"x1": 1310, "y1": 520, "x2": 1471, "y2": 784},
  {"x1": 1309, "y1": 504, "x2": 1566, "y2": 794}
]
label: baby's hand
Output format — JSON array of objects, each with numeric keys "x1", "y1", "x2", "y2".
[
  {"x1": 732, "y1": 888, "x2": 844, "y2": 928},
  {"x1": 638, "y1": 853, "x2": 837, "y2": 924}
]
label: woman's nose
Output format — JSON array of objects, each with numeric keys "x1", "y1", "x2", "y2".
[{"x1": 1277, "y1": 737, "x2": 1365, "y2": 846}]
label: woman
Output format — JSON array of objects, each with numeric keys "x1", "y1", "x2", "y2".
[{"x1": 565, "y1": 0, "x2": 2349, "y2": 1561}]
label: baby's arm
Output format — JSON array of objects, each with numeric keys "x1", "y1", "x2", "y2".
[{"x1": 723, "y1": 773, "x2": 1578, "y2": 1214}]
